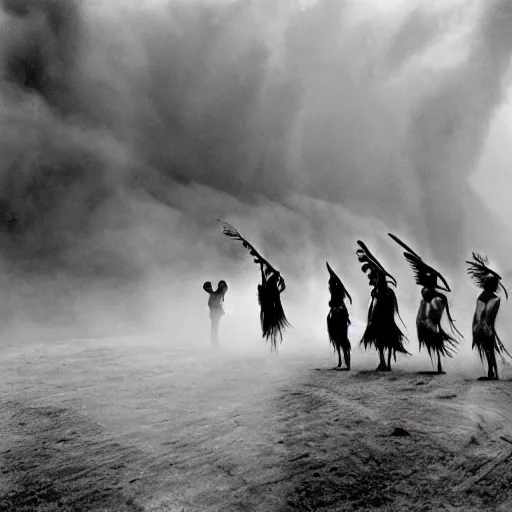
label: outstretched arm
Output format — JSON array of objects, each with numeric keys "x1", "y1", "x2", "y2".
[{"x1": 260, "y1": 263, "x2": 267, "y2": 284}]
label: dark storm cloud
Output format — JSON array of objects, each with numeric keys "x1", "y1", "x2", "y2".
[
  {"x1": 409, "y1": 0, "x2": 512, "y2": 268},
  {"x1": 0, "y1": 0, "x2": 512, "y2": 336}
]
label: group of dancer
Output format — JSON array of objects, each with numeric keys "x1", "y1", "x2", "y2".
[{"x1": 203, "y1": 221, "x2": 510, "y2": 380}]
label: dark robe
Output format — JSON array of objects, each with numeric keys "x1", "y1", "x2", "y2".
[
  {"x1": 416, "y1": 287, "x2": 459, "y2": 361},
  {"x1": 361, "y1": 284, "x2": 409, "y2": 362},
  {"x1": 257, "y1": 266, "x2": 289, "y2": 351},
  {"x1": 472, "y1": 290, "x2": 501, "y2": 378}
]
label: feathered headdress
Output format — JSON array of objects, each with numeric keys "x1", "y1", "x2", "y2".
[
  {"x1": 220, "y1": 219, "x2": 289, "y2": 350},
  {"x1": 326, "y1": 261, "x2": 352, "y2": 304},
  {"x1": 466, "y1": 252, "x2": 508, "y2": 299},
  {"x1": 356, "y1": 240, "x2": 397, "y2": 287},
  {"x1": 389, "y1": 233, "x2": 464, "y2": 338},
  {"x1": 219, "y1": 220, "x2": 278, "y2": 274},
  {"x1": 388, "y1": 233, "x2": 451, "y2": 292}
]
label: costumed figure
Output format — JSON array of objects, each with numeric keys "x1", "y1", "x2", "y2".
[
  {"x1": 389, "y1": 233, "x2": 463, "y2": 374},
  {"x1": 356, "y1": 240, "x2": 409, "y2": 371},
  {"x1": 466, "y1": 252, "x2": 511, "y2": 380},
  {"x1": 326, "y1": 261, "x2": 352, "y2": 369},
  {"x1": 220, "y1": 220, "x2": 290, "y2": 351},
  {"x1": 203, "y1": 280, "x2": 228, "y2": 347}
]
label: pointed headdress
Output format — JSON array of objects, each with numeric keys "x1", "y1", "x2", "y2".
[
  {"x1": 466, "y1": 252, "x2": 508, "y2": 299},
  {"x1": 356, "y1": 240, "x2": 397, "y2": 287},
  {"x1": 388, "y1": 233, "x2": 451, "y2": 292},
  {"x1": 326, "y1": 261, "x2": 352, "y2": 304}
]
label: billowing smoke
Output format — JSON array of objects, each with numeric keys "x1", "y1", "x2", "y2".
[{"x1": 1, "y1": 0, "x2": 511, "y2": 354}]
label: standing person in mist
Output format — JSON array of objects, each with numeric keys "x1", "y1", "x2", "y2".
[
  {"x1": 389, "y1": 233, "x2": 463, "y2": 374},
  {"x1": 203, "y1": 280, "x2": 228, "y2": 348},
  {"x1": 326, "y1": 261, "x2": 352, "y2": 369},
  {"x1": 220, "y1": 220, "x2": 290, "y2": 352},
  {"x1": 467, "y1": 253, "x2": 511, "y2": 380},
  {"x1": 357, "y1": 240, "x2": 409, "y2": 371}
]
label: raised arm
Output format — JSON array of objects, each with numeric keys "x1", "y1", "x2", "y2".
[
  {"x1": 367, "y1": 293, "x2": 376, "y2": 322},
  {"x1": 216, "y1": 281, "x2": 228, "y2": 296},
  {"x1": 260, "y1": 263, "x2": 267, "y2": 284}
]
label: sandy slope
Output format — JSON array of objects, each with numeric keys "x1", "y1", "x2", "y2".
[{"x1": 1, "y1": 336, "x2": 512, "y2": 511}]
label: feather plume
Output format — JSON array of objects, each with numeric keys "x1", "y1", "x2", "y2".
[
  {"x1": 220, "y1": 220, "x2": 289, "y2": 349},
  {"x1": 389, "y1": 233, "x2": 451, "y2": 291},
  {"x1": 466, "y1": 252, "x2": 507, "y2": 299},
  {"x1": 219, "y1": 219, "x2": 276, "y2": 272},
  {"x1": 356, "y1": 240, "x2": 397, "y2": 287}
]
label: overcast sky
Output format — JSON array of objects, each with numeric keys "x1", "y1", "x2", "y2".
[{"x1": 1, "y1": 0, "x2": 511, "y2": 338}]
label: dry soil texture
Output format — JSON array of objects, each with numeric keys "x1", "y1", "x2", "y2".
[{"x1": 1, "y1": 336, "x2": 512, "y2": 511}]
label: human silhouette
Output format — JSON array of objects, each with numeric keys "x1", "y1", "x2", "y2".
[
  {"x1": 389, "y1": 233, "x2": 463, "y2": 374},
  {"x1": 326, "y1": 261, "x2": 352, "y2": 369},
  {"x1": 220, "y1": 220, "x2": 290, "y2": 351},
  {"x1": 357, "y1": 240, "x2": 409, "y2": 371},
  {"x1": 467, "y1": 252, "x2": 510, "y2": 380},
  {"x1": 203, "y1": 280, "x2": 228, "y2": 348}
]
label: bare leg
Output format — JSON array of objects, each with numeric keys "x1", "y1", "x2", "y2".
[
  {"x1": 387, "y1": 349, "x2": 392, "y2": 371},
  {"x1": 437, "y1": 350, "x2": 444, "y2": 374},
  {"x1": 337, "y1": 346, "x2": 342, "y2": 368},
  {"x1": 211, "y1": 317, "x2": 220, "y2": 348},
  {"x1": 343, "y1": 347, "x2": 351, "y2": 371},
  {"x1": 488, "y1": 350, "x2": 498, "y2": 380},
  {"x1": 486, "y1": 351, "x2": 493, "y2": 379},
  {"x1": 376, "y1": 348, "x2": 386, "y2": 371}
]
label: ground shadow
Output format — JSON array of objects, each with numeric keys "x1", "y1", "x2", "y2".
[{"x1": 314, "y1": 367, "x2": 350, "y2": 372}]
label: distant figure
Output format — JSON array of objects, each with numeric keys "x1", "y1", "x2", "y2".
[
  {"x1": 389, "y1": 233, "x2": 463, "y2": 374},
  {"x1": 203, "y1": 280, "x2": 228, "y2": 348},
  {"x1": 356, "y1": 240, "x2": 409, "y2": 371},
  {"x1": 220, "y1": 220, "x2": 290, "y2": 351},
  {"x1": 467, "y1": 252, "x2": 510, "y2": 380},
  {"x1": 326, "y1": 261, "x2": 352, "y2": 369}
]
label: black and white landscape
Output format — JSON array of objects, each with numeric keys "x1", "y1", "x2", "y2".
[{"x1": 2, "y1": 0, "x2": 512, "y2": 510}]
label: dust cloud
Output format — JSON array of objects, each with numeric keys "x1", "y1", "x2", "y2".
[{"x1": 0, "y1": 0, "x2": 511, "y2": 366}]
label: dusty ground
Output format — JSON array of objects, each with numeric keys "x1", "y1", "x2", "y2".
[{"x1": 1, "y1": 336, "x2": 512, "y2": 511}]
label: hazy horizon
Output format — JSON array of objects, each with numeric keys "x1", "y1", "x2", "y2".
[{"x1": 1, "y1": 0, "x2": 512, "y2": 359}]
